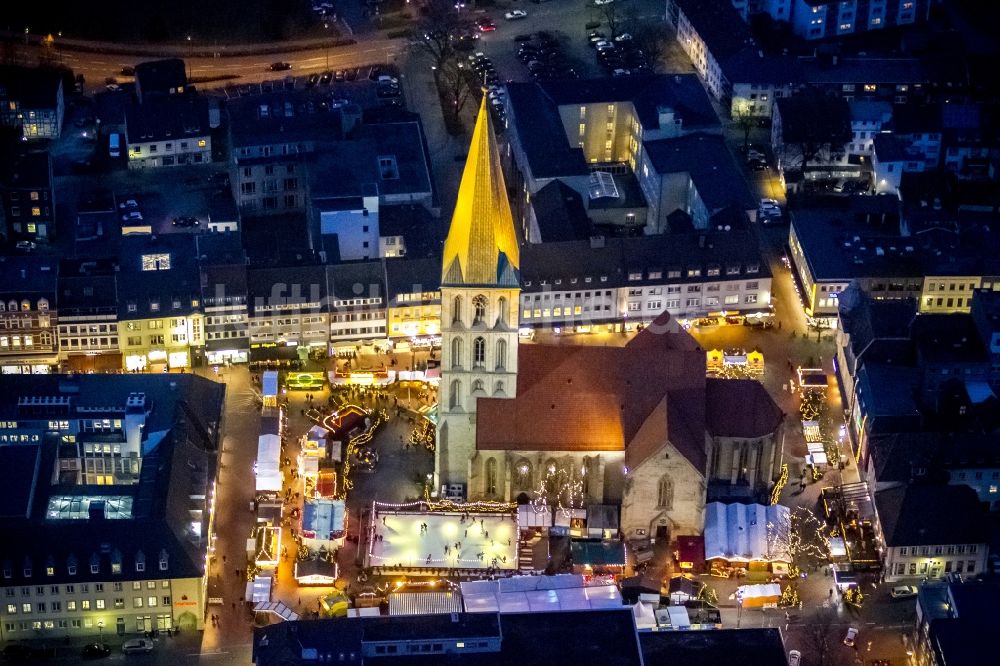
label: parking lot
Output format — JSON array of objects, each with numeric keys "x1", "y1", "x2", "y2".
[{"x1": 206, "y1": 63, "x2": 403, "y2": 108}]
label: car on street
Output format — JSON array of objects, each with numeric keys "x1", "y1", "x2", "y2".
[
  {"x1": 121, "y1": 211, "x2": 144, "y2": 223},
  {"x1": 505, "y1": 9, "x2": 528, "y2": 19},
  {"x1": 269, "y1": 62, "x2": 292, "y2": 71},
  {"x1": 122, "y1": 638, "x2": 154, "y2": 655},
  {"x1": 476, "y1": 18, "x2": 496, "y2": 32},
  {"x1": 82, "y1": 643, "x2": 112, "y2": 660},
  {"x1": 119, "y1": 199, "x2": 139, "y2": 209},
  {"x1": 14, "y1": 240, "x2": 36, "y2": 253},
  {"x1": 172, "y1": 216, "x2": 200, "y2": 227},
  {"x1": 595, "y1": 0, "x2": 614, "y2": 4},
  {"x1": 787, "y1": 650, "x2": 801, "y2": 666},
  {"x1": 843, "y1": 627, "x2": 858, "y2": 647},
  {"x1": 320, "y1": 71, "x2": 332, "y2": 84},
  {"x1": 890, "y1": 585, "x2": 918, "y2": 599}
]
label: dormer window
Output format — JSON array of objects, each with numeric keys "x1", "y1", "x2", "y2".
[
  {"x1": 90, "y1": 553, "x2": 100, "y2": 575},
  {"x1": 111, "y1": 550, "x2": 122, "y2": 575},
  {"x1": 135, "y1": 551, "x2": 145, "y2": 573},
  {"x1": 2, "y1": 564, "x2": 10, "y2": 579},
  {"x1": 159, "y1": 550, "x2": 169, "y2": 572}
]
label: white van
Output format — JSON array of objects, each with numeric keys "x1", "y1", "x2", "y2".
[{"x1": 109, "y1": 133, "x2": 121, "y2": 158}]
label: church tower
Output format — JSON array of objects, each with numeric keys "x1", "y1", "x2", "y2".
[{"x1": 436, "y1": 99, "x2": 521, "y2": 496}]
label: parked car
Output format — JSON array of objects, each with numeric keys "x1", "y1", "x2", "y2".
[
  {"x1": 320, "y1": 71, "x2": 332, "y2": 84},
  {"x1": 121, "y1": 212, "x2": 143, "y2": 223},
  {"x1": 172, "y1": 216, "x2": 200, "y2": 227},
  {"x1": 120, "y1": 65, "x2": 136, "y2": 76},
  {"x1": 594, "y1": 0, "x2": 614, "y2": 4},
  {"x1": 476, "y1": 17, "x2": 496, "y2": 32},
  {"x1": 843, "y1": 627, "x2": 858, "y2": 647},
  {"x1": 890, "y1": 585, "x2": 918, "y2": 599},
  {"x1": 787, "y1": 650, "x2": 801, "y2": 666},
  {"x1": 269, "y1": 61, "x2": 292, "y2": 71},
  {"x1": 505, "y1": 9, "x2": 528, "y2": 19},
  {"x1": 118, "y1": 199, "x2": 139, "y2": 209},
  {"x1": 122, "y1": 638, "x2": 154, "y2": 655},
  {"x1": 82, "y1": 643, "x2": 112, "y2": 660}
]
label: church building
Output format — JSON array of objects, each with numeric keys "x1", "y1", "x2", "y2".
[{"x1": 436, "y1": 100, "x2": 785, "y2": 543}]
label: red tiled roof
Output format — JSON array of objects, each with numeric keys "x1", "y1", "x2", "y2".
[
  {"x1": 704, "y1": 379, "x2": 784, "y2": 438},
  {"x1": 476, "y1": 311, "x2": 708, "y2": 470}
]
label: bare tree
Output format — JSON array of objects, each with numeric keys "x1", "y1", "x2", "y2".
[
  {"x1": 800, "y1": 608, "x2": 838, "y2": 666},
  {"x1": 598, "y1": 0, "x2": 632, "y2": 40},
  {"x1": 438, "y1": 57, "x2": 475, "y2": 127},
  {"x1": 413, "y1": 0, "x2": 470, "y2": 72},
  {"x1": 733, "y1": 100, "x2": 756, "y2": 151}
]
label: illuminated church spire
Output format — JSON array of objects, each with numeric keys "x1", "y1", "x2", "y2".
[{"x1": 441, "y1": 98, "x2": 520, "y2": 287}]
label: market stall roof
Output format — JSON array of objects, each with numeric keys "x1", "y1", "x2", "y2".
[
  {"x1": 302, "y1": 498, "x2": 346, "y2": 539},
  {"x1": 675, "y1": 535, "x2": 705, "y2": 571},
  {"x1": 254, "y1": 601, "x2": 299, "y2": 621},
  {"x1": 570, "y1": 539, "x2": 626, "y2": 566},
  {"x1": 703, "y1": 502, "x2": 790, "y2": 563},
  {"x1": 255, "y1": 433, "x2": 282, "y2": 492},
  {"x1": 262, "y1": 371, "x2": 279, "y2": 398},
  {"x1": 389, "y1": 592, "x2": 463, "y2": 616},
  {"x1": 247, "y1": 575, "x2": 273, "y2": 604},
  {"x1": 461, "y1": 574, "x2": 622, "y2": 614},
  {"x1": 666, "y1": 606, "x2": 691, "y2": 630},
  {"x1": 518, "y1": 504, "x2": 552, "y2": 527}
]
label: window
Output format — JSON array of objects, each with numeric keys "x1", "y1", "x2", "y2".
[
  {"x1": 452, "y1": 295, "x2": 463, "y2": 325},
  {"x1": 141, "y1": 254, "x2": 171, "y2": 271},
  {"x1": 95, "y1": 599, "x2": 105, "y2": 609},
  {"x1": 450, "y1": 338, "x2": 463, "y2": 369},
  {"x1": 657, "y1": 475, "x2": 673, "y2": 509},
  {"x1": 485, "y1": 458, "x2": 498, "y2": 495},
  {"x1": 473, "y1": 337, "x2": 486, "y2": 369},
  {"x1": 472, "y1": 295, "x2": 487, "y2": 326},
  {"x1": 495, "y1": 339, "x2": 507, "y2": 371},
  {"x1": 449, "y1": 380, "x2": 461, "y2": 410}
]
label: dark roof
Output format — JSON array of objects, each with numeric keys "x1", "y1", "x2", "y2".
[
  {"x1": 639, "y1": 628, "x2": 786, "y2": 666},
  {"x1": 644, "y1": 133, "x2": 756, "y2": 212},
  {"x1": 309, "y1": 120, "x2": 432, "y2": 199},
  {"x1": 326, "y1": 260, "x2": 387, "y2": 303},
  {"x1": 0, "y1": 256, "x2": 58, "y2": 299},
  {"x1": 253, "y1": 609, "x2": 642, "y2": 666},
  {"x1": 0, "y1": 374, "x2": 224, "y2": 586},
  {"x1": 870, "y1": 431, "x2": 1000, "y2": 486},
  {"x1": 856, "y1": 363, "x2": 922, "y2": 420},
  {"x1": 673, "y1": 0, "x2": 756, "y2": 64},
  {"x1": 247, "y1": 264, "x2": 329, "y2": 314},
  {"x1": 116, "y1": 235, "x2": 202, "y2": 320},
  {"x1": 0, "y1": 149, "x2": 52, "y2": 189},
  {"x1": 377, "y1": 204, "x2": 444, "y2": 260},
  {"x1": 0, "y1": 65, "x2": 63, "y2": 108},
  {"x1": 776, "y1": 93, "x2": 851, "y2": 145},
  {"x1": 798, "y1": 57, "x2": 927, "y2": 85},
  {"x1": 874, "y1": 485, "x2": 987, "y2": 547},
  {"x1": 931, "y1": 617, "x2": 1000, "y2": 666},
  {"x1": 384, "y1": 257, "x2": 440, "y2": 301},
  {"x1": 227, "y1": 90, "x2": 345, "y2": 148},
  {"x1": 125, "y1": 95, "x2": 210, "y2": 144},
  {"x1": 134, "y1": 59, "x2": 187, "y2": 98},
  {"x1": 872, "y1": 133, "x2": 914, "y2": 162},
  {"x1": 910, "y1": 314, "x2": 990, "y2": 365},
  {"x1": 531, "y1": 180, "x2": 592, "y2": 242},
  {"x1": 722, "y1": 50, "x2": 805, "y2": 86},
  {"x1": 0, "y1": 445, "x2": 41, "y2": 520},
  {"x1": 521, "y1": 230, "x2": 768, "y2": 292},
  {"x1": 704, "y1": 379, "x2": 783, "y2": 438},
  {"x1": 57, "y1": 259, "x2": 119, "y2": 314}
]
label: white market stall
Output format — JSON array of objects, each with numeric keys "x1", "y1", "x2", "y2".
[
  {"x1": 461, "y1": 574, "x2": 621, "y2": 614},
  {"x1": 703, "y1": 502, "x2": 790, "y2": 575},
  {"x1": 255, "y1": 432, "x2": 282, "y2": 492}
]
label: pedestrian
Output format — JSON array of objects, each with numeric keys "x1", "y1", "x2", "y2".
[
  {"x1": 383, "y1": 516, "x2": 386, "y2": 526},
  {"x1": 829, "y1": 588, "x2": 833, "y2": 597},
  {"x1": 222, "y1": 555, "x2": 227, "y2": 563},
  {"x1": 464, "y1": 529, "x2": 467, "y2": 538}
]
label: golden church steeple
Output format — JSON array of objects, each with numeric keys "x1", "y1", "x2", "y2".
[{"x1": 441, "y1": 98, "x2": 520, "y2": 287}]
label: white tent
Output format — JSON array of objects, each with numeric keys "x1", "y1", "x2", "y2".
[
  {"x1": 461, "y1": 574, "x2": 622, "y2": 614},
  {"x1": 255, "y1": 433, "x2": 282, "y2": 492},
  {"x1": 703, "y1": 502, "x2": 790, "y2": 563},
  {"x1": 666, "y1": 606, "x2": 691, "y2": 630},
  {"x1": 246, "y1": 575, "x2": 273, "y2": 604},
  {"x1": 518, "y1": 504, "x2": 552, "y2": 528}
]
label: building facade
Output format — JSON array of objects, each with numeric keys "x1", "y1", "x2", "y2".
[{"x1": 0, "y1": 257, "x2": 58, "y2": 374}]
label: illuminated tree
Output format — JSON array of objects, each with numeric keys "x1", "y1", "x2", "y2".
[
  {"x1": 531, "y1": 462, "x2": 583, "y2": 518},
  {"x1": 767, "y1": 506, "x2": 832, "y2": 577}
]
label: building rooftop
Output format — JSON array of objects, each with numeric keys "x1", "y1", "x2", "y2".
[
  {"x1": 856, "y1": 363, "x2": 922, "y2": 419},
  {"x1": 531, "y1": 180, "x2": 592, "y2": 242},
  {"x1": 798, "y1": 57, "x2": 928, "y2": 85},
  {"x1": 227, "y1": 90, "x2": 345, "y2": 148},
  {"x1": 643, "y1": 133, "x2": 756, "y2": 213},
  {"x1": 0, "y1": 374, "x2": 224, "y2": 586},
  {"x1": 385, "y1": 257, "x2": 440, "y2": 302},
  {"x1": 673, "y1": 0, "x2": 756, "y2": 64},
  {"x1": 477, "y1": 311, "x2": 709, "y2": 472},
  {"x1": 874, "y1": 484, "x2": 988, "y2": 547},
  {"x1": 247, "y1": 263, "x2": 329, "y2": 314},
  {"x1": 911, "y1": 314, "x2": 990, "y2": 365},
  {"x1": 252, "y1": 609, "x2": 643, "y2": 665},
  {"x1": 0, "y1": 149, "x2": 52, "y2": 189},
  {"x1": 639, "y1": 628, "x2": 786, "y2": 666},
  {"x1": 124, "y1": 95, "x2": 210, "y2": 144},
  {"x1": 704, "y1": 379, "x2": 784, "y2": 439},
  {"x1": 134, "y1": 58, "x2": 187, "y2": 99},
  {"x1": 0, "y1": 256, "x2": 58, "y2": 299},
  {"x1": 326, "y1": 260, "x2": 386, "y2": 305},
  {"x1": 0, "y1": 65, "x2": 63, "y2": 108},
  {"x1": 116, "y1": 234, "x2": 202, "y2": 320},
  {"x1": 505, "y1": 74, "x2": 718, "y2": 181}
]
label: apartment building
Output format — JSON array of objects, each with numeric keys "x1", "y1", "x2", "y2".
[
  {"x1": 385, "y1": 258, "x2": 441, "y2": 342},
  {"x1": 0, "y1": 149, "x2": 56, "y2": 242},
  {"x1": 327, "y1": 261, "x2": 388, "y2": 348},
  {"x1": 0, "y1": 257, "x2": 58, "y2": 374},
  {"x1": 116, "y1": 236, "x2": 204, "y2": 371},
  {"x1": 0, "y1": 65, "x2": 65, "y2": 140},
  {"x1": 56, "y1": 259, "x2": 121, "y2": 373},
  {"x1": 788, "y1": 0, "x2": 930, "y2": 41},
  {"x1": 124, "y1": 96, "x2": 212, "y2": 170},
  {"x1": 0, "y1": 374, "x2": 224, "y2": 641},
  {"x1": 247, "y1": 265, "x2": 330, "y2": 364}
]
